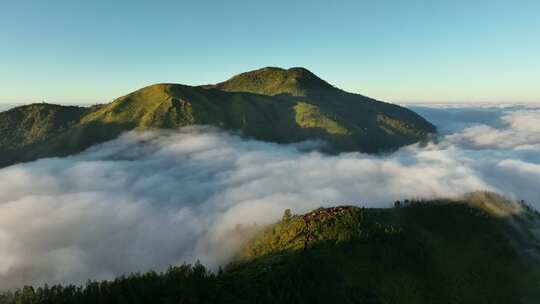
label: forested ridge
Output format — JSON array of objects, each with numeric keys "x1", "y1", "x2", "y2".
[{"x1": 2, "y1": 193, "x2": 539, "y2": 304}]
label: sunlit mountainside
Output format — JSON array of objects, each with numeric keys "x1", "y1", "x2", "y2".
[{"x1": 0, "y1": 67, "x2": 434, "y2": 168}]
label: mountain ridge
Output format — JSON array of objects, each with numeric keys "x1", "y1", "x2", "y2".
[{"x1": 0, "y1": 67, "x2": 435, "y2": 167}]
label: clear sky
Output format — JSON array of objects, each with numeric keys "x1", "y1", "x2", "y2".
[{"x1": 1, "y1": 0, "x2": 539, "y2": 104}]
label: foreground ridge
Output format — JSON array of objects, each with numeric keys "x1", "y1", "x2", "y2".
[{"x1": 3, "y1": 193, "x2": 539, "y2": 304}]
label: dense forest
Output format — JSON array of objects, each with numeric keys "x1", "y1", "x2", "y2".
[{"x1": 2, "y1": 193, "x2": 539, "y2": 304}]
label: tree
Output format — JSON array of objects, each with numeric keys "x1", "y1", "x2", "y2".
[{"x1": 282, "y1": 209, "x2": 292, "y2": 221}]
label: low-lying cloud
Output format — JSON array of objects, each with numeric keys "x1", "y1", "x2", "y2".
[{"x1": 0, "y1": 104, "x2": 539, "y2": 289}]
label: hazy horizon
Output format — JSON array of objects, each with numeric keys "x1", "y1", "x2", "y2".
[{"x1": 2, "y1": 99, "x2": 540, "y2": 112}]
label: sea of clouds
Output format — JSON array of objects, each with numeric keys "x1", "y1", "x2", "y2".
[{"x1": 0, "y1": 104, "x2": 539, "y2": 289}]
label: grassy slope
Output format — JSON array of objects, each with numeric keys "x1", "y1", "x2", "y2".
[
  {"x1": 0, "y1": 67, "x2": 435, "y2": 167},
  {"x1": 0, "y1": 104, "x2": 86, "y2": 148},
  {"x1": 0, "y1": 104, "x2": 92, "y2": 167},
  {"x1": 214, "y1": 67, "x2": 436, "y2": 148},
  {"x1": 212, "y1": 66, "x2": 337, "y2": 96}
]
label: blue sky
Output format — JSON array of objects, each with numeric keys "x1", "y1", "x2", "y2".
[{"x1": 1, "y1": 0, "x2": 539, "y2": 104}]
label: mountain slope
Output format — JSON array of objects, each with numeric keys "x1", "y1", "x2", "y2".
[
  {"x1": 2, "y1": 193, "x2": 539, "y2": 303},
  {"x1": 0, "y1": 67, "x2": 435, "y2": 167},
  {"x1": 233, "y1": 193, "x2": 540, "y2": 303},
  {"x1": 212, "y1": 66, "x2": 336, "y2": 96},
  {"x1": 214, "y1": 67, "x2": 436, "y2": 145}
]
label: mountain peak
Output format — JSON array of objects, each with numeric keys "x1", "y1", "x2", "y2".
[
  {"x1": 0, "y1": 67, "x2": 436, "y2": 167},
  {"x1": 213, "y1": 66, "x2": 335, "y2": 96}
]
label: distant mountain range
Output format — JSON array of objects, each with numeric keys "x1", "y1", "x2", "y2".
[{"x1": 0, "y1": 67, "x2": 435, "y2": 167}]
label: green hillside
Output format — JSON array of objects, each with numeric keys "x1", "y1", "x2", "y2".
[
  {"x1": 3, "y1": 193, "x2": 539, "y2": 304},
  {"x1": 211, "y1": 66, "x2": 336, "y2": 96},
  {"x1": 0, "y1": 67, "x2": 435, "y2": 168}
]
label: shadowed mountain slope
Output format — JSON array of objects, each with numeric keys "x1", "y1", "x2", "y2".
[{"x1": 0, "y1": 67, "x2": 435, "y2": 167}]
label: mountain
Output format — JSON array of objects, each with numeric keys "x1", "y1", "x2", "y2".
[
  {"x1": 234, "y1": 192, "x2": 540, "y2": 303},
  {"x1": 211, "y1": 66, "x2": 337, "y2": 96},
  {"x1": 3, "y1": 193, "x2": 539, "y2": 304},
  {"x1": 0, "y1": 67, "x2": 435, "y2": 167}
]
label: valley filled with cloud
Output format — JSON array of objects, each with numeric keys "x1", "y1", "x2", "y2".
[{"x1": 0, "y1": 104, "x2": 539, "y2": 289}]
